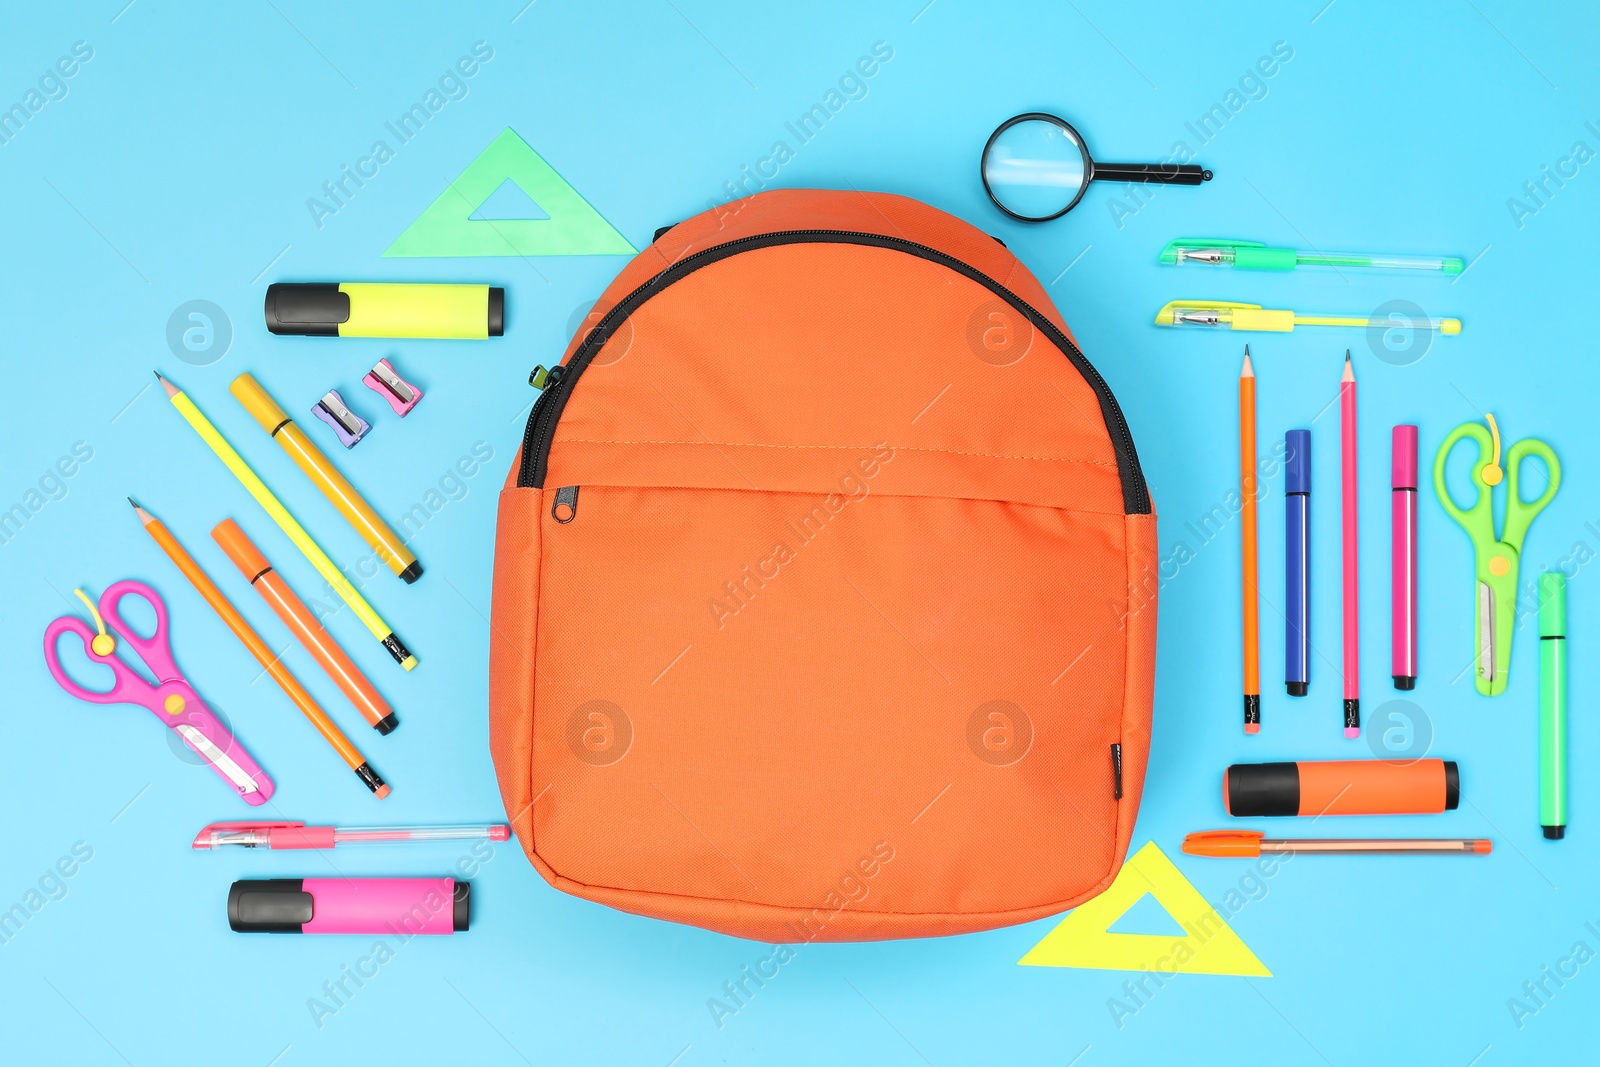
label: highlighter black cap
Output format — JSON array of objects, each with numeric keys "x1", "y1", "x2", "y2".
[
  {"x1": 265, "y1": 283, "x2": 347, "y2": 336},
  {"x1": 1225, "y1": 762, "x2": 1301, "y2": 817},
  {"x1": 229, "y1": 878, "x2": 313, "y2": 933}
]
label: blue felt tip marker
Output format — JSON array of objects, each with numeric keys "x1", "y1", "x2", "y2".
[{"x1": 1285, "y1": 429, "x2": 1311, "y2": 696}]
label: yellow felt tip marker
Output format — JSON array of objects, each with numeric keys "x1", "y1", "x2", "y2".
[
  {"x1": 230, "y1": 373, "x2": 421, "y2": 584},
  {"x1": 155, "y1": 371, "x2": 418, "y2": 671},
  {"x1": 1154, "y1": 300, "x2": 1461, "y2": 336}
]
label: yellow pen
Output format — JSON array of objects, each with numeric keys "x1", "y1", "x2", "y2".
[
  {"x1": 155, "y1": 371, "x2": 418, "y2": 671},
  {"x1": 1154, "y1": 300, "x2": 1461, "y2": 335}
]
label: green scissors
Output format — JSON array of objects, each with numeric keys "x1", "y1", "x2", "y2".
[{"x1": 1434, "y1": 414, "x2": 1560, "y2": 696}]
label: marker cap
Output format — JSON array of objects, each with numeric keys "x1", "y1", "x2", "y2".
[
  {"x1": 1285, "y1": 429, "x2": 1311, "y2": 494},
  {"x1": 230, "y1": 373, "x2": 292, "y2": 435},
  {"x1": 212, "y1": 519, "x2": 272, "y2": 582},
  {"x1": 1539, "y1": 572, "x2": 1567, "y2": 637},
  {"x1": 1392, "y1": 425, "x2": 1419, "y2": 489}
]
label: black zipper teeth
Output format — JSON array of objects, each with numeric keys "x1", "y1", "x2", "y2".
[{"x1": 517, "y1": 229, "x2": 1149, "y2": 514}]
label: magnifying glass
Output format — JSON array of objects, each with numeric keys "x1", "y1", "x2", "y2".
[{"x1": 981, "y1": 112, "x2": 1213, "y2": 222}]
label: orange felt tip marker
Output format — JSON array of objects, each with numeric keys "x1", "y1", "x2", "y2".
[
  {"x1": 212, "y1": 519, "x2": 397, "y2": 734},
  {"x1": 1224, "y1": 758, "x2": 1459, "y2": 817},
  {"x1": 1183, "y1": 830, "x2": 1492, "y2": 857}
]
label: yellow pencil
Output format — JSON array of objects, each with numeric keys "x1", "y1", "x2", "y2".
[{"x1": 155, "y1": 371, "x2": 418, "y2": 671}]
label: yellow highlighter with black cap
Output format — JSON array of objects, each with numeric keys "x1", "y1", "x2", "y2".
[
  {"x1": 265, "y1": 282, "x2": 503, "y2": 338},
  {"x1": 1154, "y1": 299, "x2": 1461, "y2": 335},
  {"x1": 230, "y1": 373, "x2": 421, "y2": 584}
]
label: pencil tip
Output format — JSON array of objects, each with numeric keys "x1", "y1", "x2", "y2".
[
  {"x1": 1241, "y1": 350, "x2": 1254, "y2": 376},
  {"x1": 127, "y1": 497, "x2": 138, "y2": 508}
]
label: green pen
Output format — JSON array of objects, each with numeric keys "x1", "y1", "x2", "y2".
[
  {"x1": 1540, "y1": 572, "x2": 1568, "y2": 840},
  {"x1": 1159, "y1": 238, "x2": 1465, "y2": 275}
]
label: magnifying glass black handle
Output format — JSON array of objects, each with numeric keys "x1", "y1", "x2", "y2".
[{"x1": 1092, "y1": 162, "x2": 1213, "y2": 185}]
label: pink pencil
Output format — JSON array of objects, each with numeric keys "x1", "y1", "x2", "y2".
[{"x1": 1340, "y1": 352, "x2": 1360, "y2": 738}]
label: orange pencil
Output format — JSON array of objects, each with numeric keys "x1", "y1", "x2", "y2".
[
  {"x1": 1240, "y1": 348, "x2": 1261, "y2": 734},
  {"x1": 211, "y1": 519, "x2": 396, "y2": 735},
  {"x1": 129, "y1": 500, "x2": 389, "y2": 798}
]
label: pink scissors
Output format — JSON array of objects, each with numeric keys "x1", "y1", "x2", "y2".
[{"x1": 43, "y1": 579, "x2": 274, "y2": 805}]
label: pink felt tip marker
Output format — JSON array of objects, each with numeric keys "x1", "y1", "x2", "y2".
[
  {"x1": 195, "y1": 821, "x2": 510, "y2": 850},
  {"x1": 229, "y1": 877, "x2": 468, "y2": 934},
  {"x1": 1392, "y1": 425, "x2": 1419, "y2": 690},
  {"x1": 1340, "y1": 353, "x2": 1360, "y2": 738}
]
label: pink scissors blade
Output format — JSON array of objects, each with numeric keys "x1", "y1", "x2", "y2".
[{"x1": 43, "y1": 581, "x2": 274, "y2": 805}]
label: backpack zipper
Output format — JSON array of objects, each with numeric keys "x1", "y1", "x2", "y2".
[{"x1": 516, "y1": 229, "x2": 1150, "y2": 515}]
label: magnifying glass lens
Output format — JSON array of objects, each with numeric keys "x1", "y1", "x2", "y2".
[{"x1": 982, "y1": 118, "x2": 1089, "y2": 220}]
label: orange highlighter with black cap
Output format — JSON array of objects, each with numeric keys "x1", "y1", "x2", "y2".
[{"x1": 212, "y1": 519, "x2": 397, "y2": 734}]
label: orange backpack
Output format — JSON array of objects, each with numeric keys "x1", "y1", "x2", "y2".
[{"x1": 489, "y1": 189, "x2": 1157, "y2": 942}]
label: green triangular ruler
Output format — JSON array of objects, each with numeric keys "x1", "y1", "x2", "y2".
[{"x1": 384, "y1": 128, "x2": 636, "y2": 258}]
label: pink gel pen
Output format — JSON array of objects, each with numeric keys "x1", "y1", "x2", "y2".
[
  {"x1": 1392, "y1": 426, "x2": 1419, "y2": 689},
  {"x1": 195, "y1": 821, "x2": 510, "y2": 850}
]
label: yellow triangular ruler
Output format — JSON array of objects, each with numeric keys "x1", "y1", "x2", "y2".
[{"x1": 1018, "y1": 841, "x2": 1270, "y2": 976}]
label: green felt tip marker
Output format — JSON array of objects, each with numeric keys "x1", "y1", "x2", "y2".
[
  {"x1": 1540, "y1": 572, "x2": 1568, "y2": 840},
  {"x1": 1159, "y1": 238, "x2": 1465, "y2": 275}
]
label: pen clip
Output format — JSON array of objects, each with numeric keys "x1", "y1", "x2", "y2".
[
  {"x1": 192, "y1": 820, "x2": 303, "y2": 850},
  {"x1": 1159, "y1": 238, "x2": 1264, "y2": 265},
  {"x1": 1154, "y1": 299, "x2": 1261, "y2": 327}
]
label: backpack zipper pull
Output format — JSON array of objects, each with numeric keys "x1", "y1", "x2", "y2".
[
  {"x1": 528, "y1": 364, "x2": 566, "y2": 391},
  {"x1": 1110, "y1": 743, "x2": 1124, "y2": 800},
  {"x1": 551, "y1": 485, "x2": 579, "y2": 523}
]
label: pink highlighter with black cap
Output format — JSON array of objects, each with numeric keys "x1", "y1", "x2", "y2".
[
  {"x1": 1392, "y1": 425, "x2": 1419, "y2": 689},
  {"x1": 229, "y1": 878, "x2": 469, "y2": 935}
]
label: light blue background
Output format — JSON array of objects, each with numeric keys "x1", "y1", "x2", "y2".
[{"x1": 3, "y1": 2, "x2": 1597, "y2": 1064}]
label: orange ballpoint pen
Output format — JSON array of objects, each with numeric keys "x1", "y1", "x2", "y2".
[{"x1": 1183, "y1": 831, "x2": 1491, "y2": 857}]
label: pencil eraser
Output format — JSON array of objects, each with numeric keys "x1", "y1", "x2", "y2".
[
  {"x1": 401, "y1": 655, "x2": 418, "y2": 671},
  {"x1": 363, "y1": 358, "x2": 423, "y2": 416},
  {"x1": 1244, "y1": 723, "x2": 1260, "y2": 735},
  {"x1": 374, "y1": 784, "x2": 391, "y2": 800},
  {"x1": 1344, "y1": 727, "x2": 1360, "y2": 739}
]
